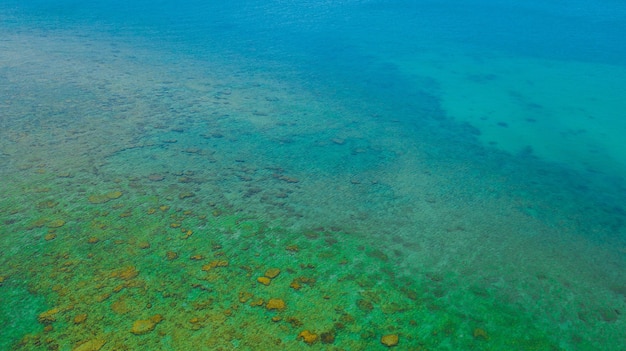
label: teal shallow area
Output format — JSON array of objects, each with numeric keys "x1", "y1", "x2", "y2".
[{"x1": 1, "y1": 1, "x2": 626, "y2": 350}]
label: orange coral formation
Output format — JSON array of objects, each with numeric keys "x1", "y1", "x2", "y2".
[{"x1": 298, "y1": 330, "x2": 318, "y2": 345}]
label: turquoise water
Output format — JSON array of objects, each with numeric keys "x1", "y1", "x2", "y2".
[{"x1": 1, "y1": 1, "x2": 626, "y2": 350}]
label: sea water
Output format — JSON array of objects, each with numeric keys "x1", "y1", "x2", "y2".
[{"x1": 1, "y1": 1, "x2": 625, "y2": 350}]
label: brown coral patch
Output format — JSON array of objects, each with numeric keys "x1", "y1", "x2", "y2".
[
  {"x1": 264, "y1": 268, "x2": 281, "y2": 279},
  {"x1": 72, "y1": 338, "x2": 106, "y2": 351},
  {"x1": 47, "y1": 219, "x2": 66, "y2": 228},
  {"x1": 298, "y1": 330, "x2": 318, "y2": 345},
  {"x1": 73, "y1": 314, "x2": 88, "y2": 324},
  {"x1": 381, "y1": 334, "x2": 399, "y2": 347},
  {"x1": 113, "y1": 266, "x2": 139, "y2": 280},
  {"x1": 38, "y1": 308, "x2": 60, "y2": 324},
  {"x1": 130, "y1": 315, "x2": 163, "y2": 335},
  {"x1": 257, "y1": 276, "x2": 271, "y2": 286},
  {"x1": 266, "y1": 298, "x2": 286, "y2": 311}
]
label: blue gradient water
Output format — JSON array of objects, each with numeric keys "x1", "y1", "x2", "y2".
[{"x1": 1, "y1": 1, "x2": 626, "y2": 350}]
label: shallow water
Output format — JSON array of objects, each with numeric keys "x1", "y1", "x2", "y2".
[{"x1": 1, "y1": 1, "x2": 626, "y2": 350}]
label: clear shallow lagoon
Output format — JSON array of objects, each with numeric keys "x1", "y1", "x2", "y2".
[{"x1": 1, "y1": 1, "x2": 626, "y2": 350}]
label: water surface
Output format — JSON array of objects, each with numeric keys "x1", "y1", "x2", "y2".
[{"x1": 1, "y1": 1, "x2": 626, "y2": 350}]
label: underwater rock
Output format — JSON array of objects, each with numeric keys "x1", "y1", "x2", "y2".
[
  {"x1": 273, "y1": 173, "x2": 299, "y2": 183},
  {"x1": 107, "y1": 191, "x2": 123, "y2": 199},
  {"x1": 337, "y1": 312, "x2": 356, "y2": 329},
  {"x1": 357, "y1": 299, "x2": 374, "y2": 312},
  {"x1": 178, "y1": 192, "x2": 195, "y2": 200},
  {"x1": 38, "y1": 308, "x2": 60, "y2": 324},
  {"x1": 264, "y1": 268, "x2": 281, "y2": 279},
  {"x1": 111, "y1": 299, "x2": 130, "y2": 315},
  {"x1": 320, "y1": 331, "x2": 336, "y2": 344},
  {"x1": 114, "y1": 266, "x2": 138, "y2": 280},
  {"x1": 88, "y1": 237, "x2": 100, "y2": 244},
  {"x1": 202, "y1": 260, "x2": 228, "y2": 271},
  {"x1": 266, "y1": 298, "x2": 286, "y2": 311},
  {"x1": 298, "y1": 330, "x2": 318, "y2": 345},
  {"x1": 183, "y1": 147, "x2": 202, "y2": 154},
  {"x1": 148, "y1": 174, "x2": 165, "y2": 181},
  {"x1": 73, "y1": 314, "x2": 88, "y2": 324},
  {"x1": 88, "y1": 191, "x2": 123, "y2": 204},
  {"x1": 27, "y1": 218, "x2": 48, "y2": 229},
  {"x1": 72, "y1": 338, "x2": 106, "y2": 351},
  {"x1": 289, "y1": 279, "x2": 302, "y2": 290},
  {"x1": 47, "y1": 219, "x2": 65, "y2": 228},
  {"x1": 130, "y1": 319, "x2": 155, "y2": 335},
  {"x1": 151, "y1": 314, "x2": 164, "y2": 323},
  {"x1": 238, "y1": 291, "x2": 253, "y2": 303},
  {"x1": 96, "y1": 293, "x2": 111, "y2": 303},
  {"x1": 286, "y1": 316, "x2": 303, "y2": 327},
  {"x1": 37, "y1": 200, "x2": 59, "y2": 209},
  {"x1": 381, "y1": 334, "x2": 399, "y2": 347},
  {"x1": 290, "y1": 276, "x2": 316, "y2": 290},
  {"x1": 182, "y1": 229, "x2": 193, "y2": 239},
  {"x1": 599, "y1": 308, "x2": 620, "y2": 323},
  {"x1": 249, "y1": 298, "x2": 264, "y2": 307},
  {"x1": 257, "y1": 276, "x2": 271, "y2": 286},
  {"x1": 283, "y1": 176, "x2": 299, "y2": 183},
  {"x1": 473, "y1": 328, "x2": 489, "y2": 340},
  {"x1": 130, "y1": 315, "x2": 163, "y2": 335},
  {"x1": 44, "y1": 233, "x2": 57, "y2": 241},
  {"x1": 381, "y1": 302, "x2": 407, "y2": 314},
  {"x1": 366, "y1": 249, "x2": 388, "y2": 262},
  {"x1": 166, "y1": 251, "x2": 179, "y2": 260}
]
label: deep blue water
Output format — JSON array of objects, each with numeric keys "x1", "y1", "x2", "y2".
[{"x1": 5, "y1": 1, "x2": 626, "y2": 67}]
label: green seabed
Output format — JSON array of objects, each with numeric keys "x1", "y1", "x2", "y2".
[{"x1": 1, "y1": 173, "x2": 566, "y2": 351}]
